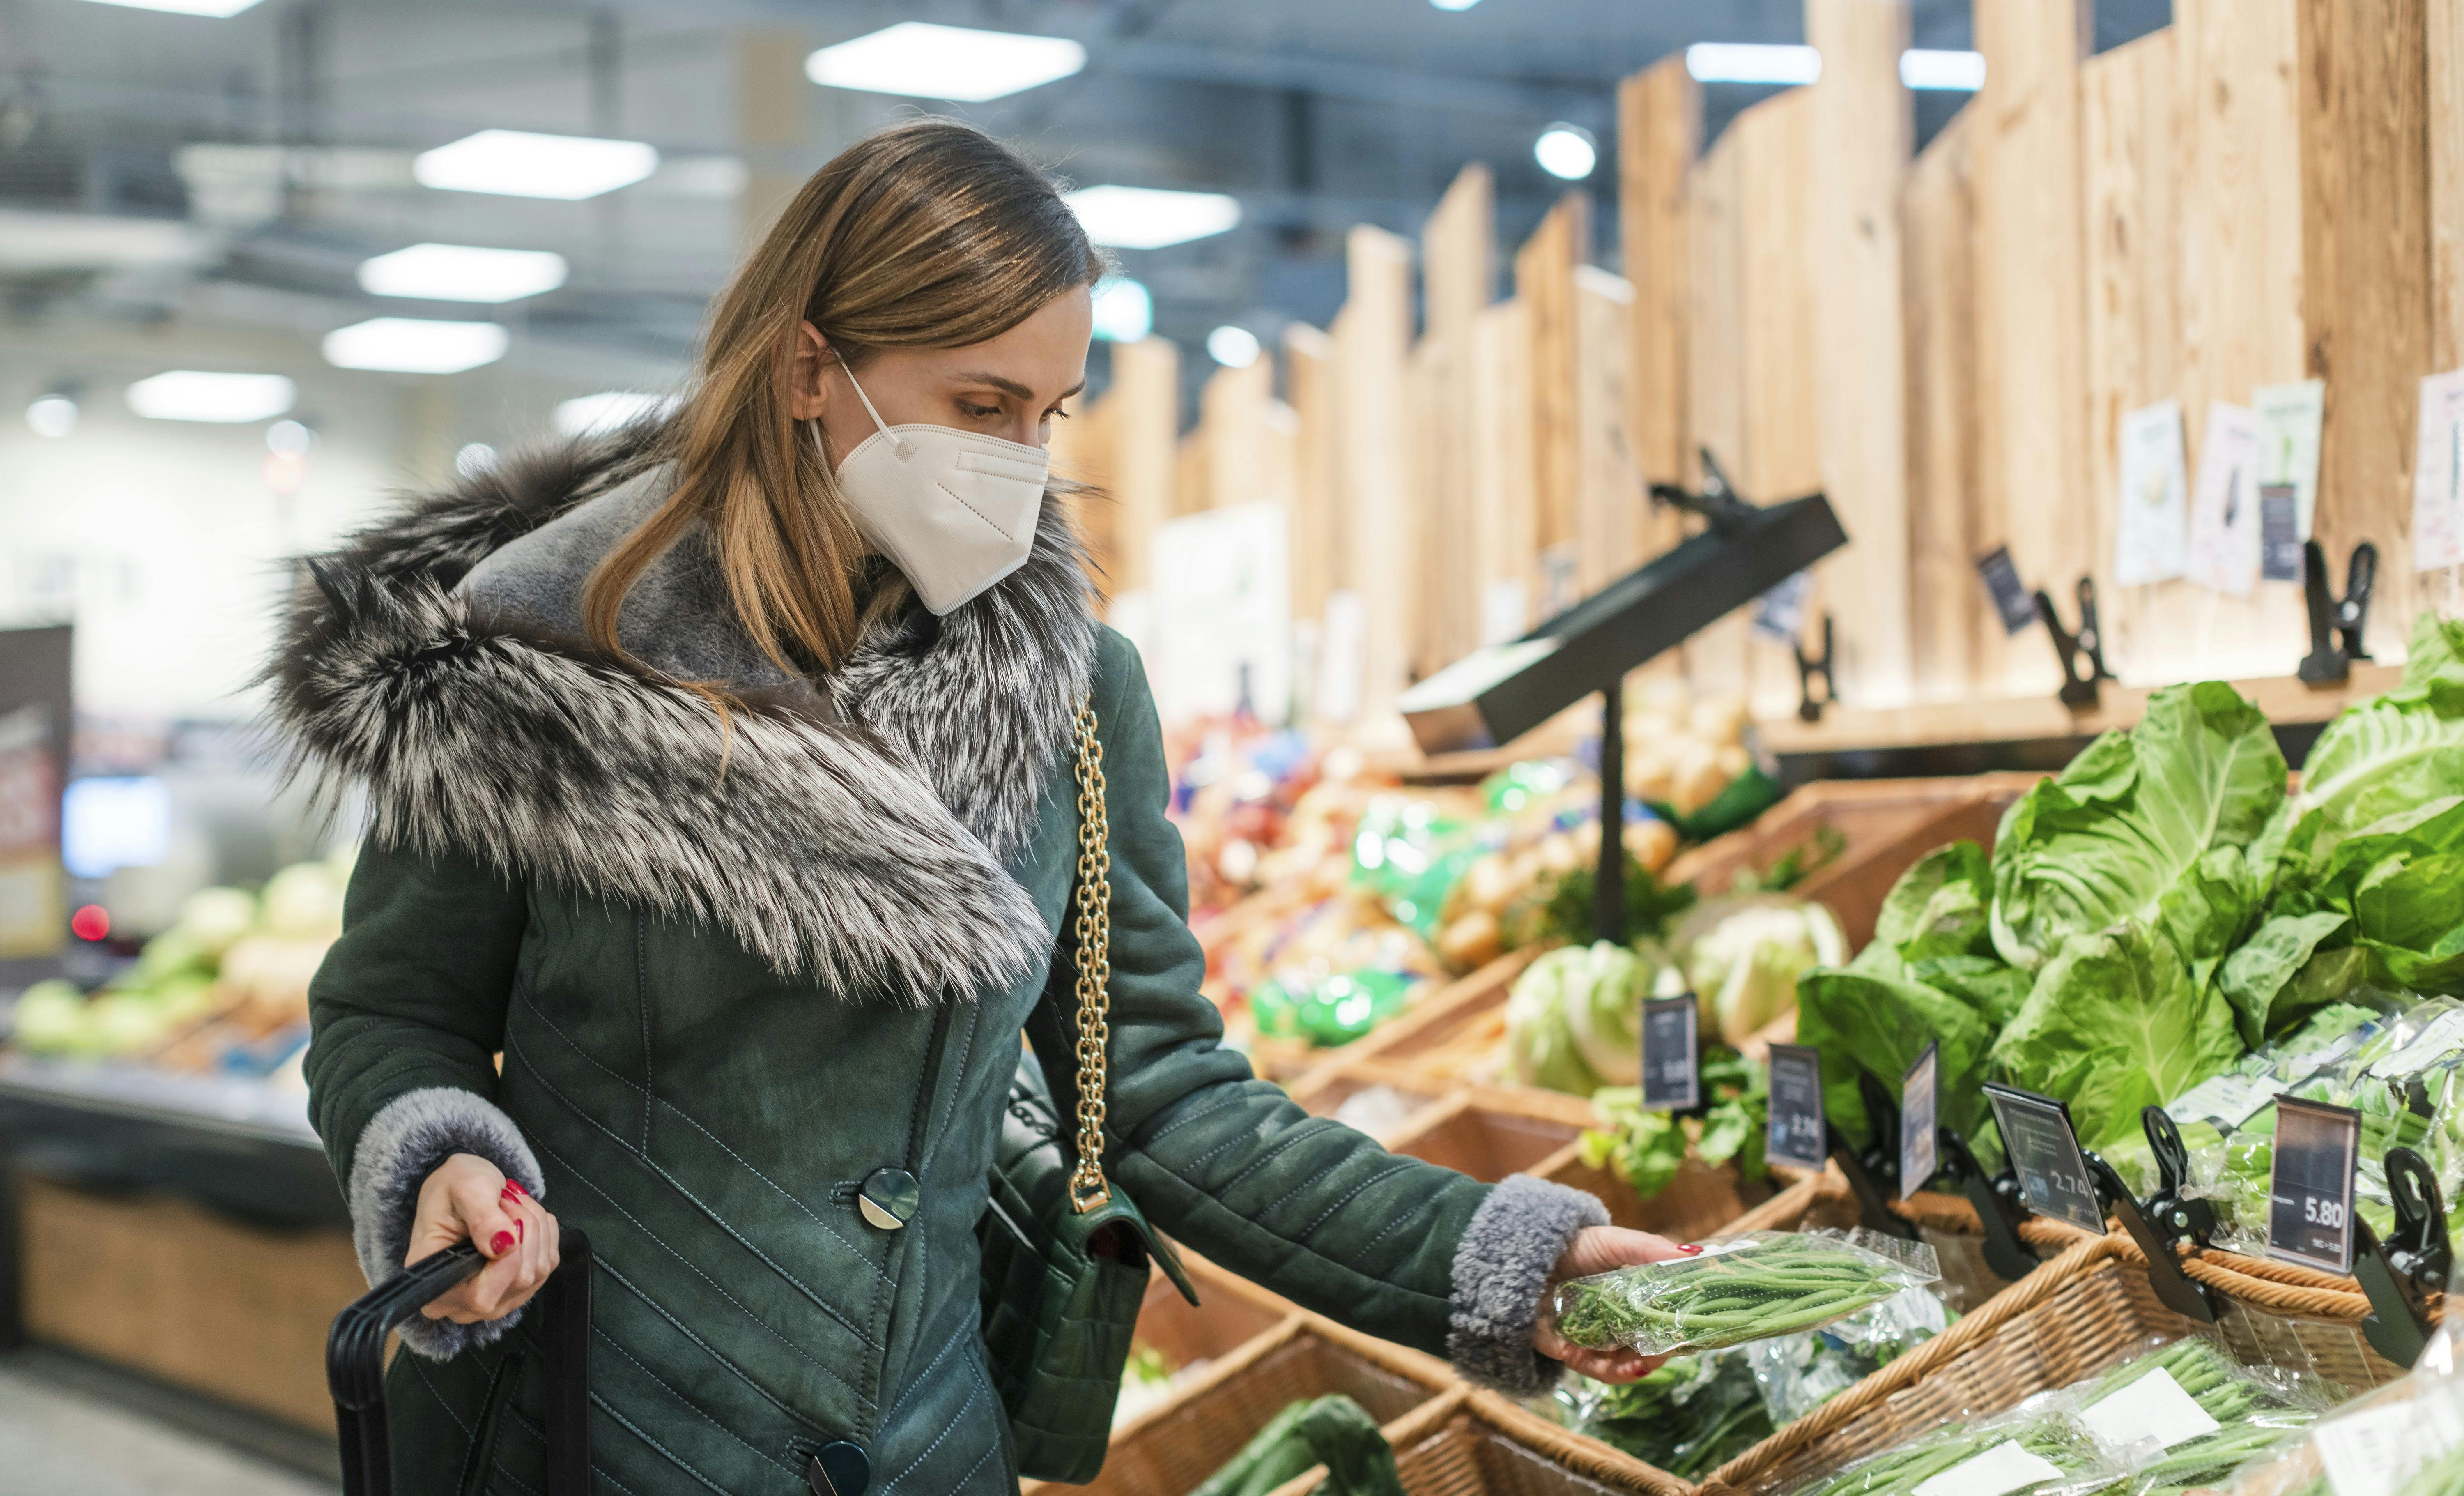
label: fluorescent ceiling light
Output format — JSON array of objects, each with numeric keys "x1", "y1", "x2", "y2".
[
  {"x1": 323, "y1": 318, "x2": 508, "y2": 374},
  {"x1": 77, "y1": 0, "x2": 263, "y2": 15},
  {"x1": 1065, "y1": 185, "x2": 1241, "y2": 250},
  {"x1": 25, "y1": 396, "x2": 77, "y2": 438},
  {"x1": 1207, "y1": 326, "x2": 1261, "y2": 368},
  {"x1": 1900, "y1": 49, "x2": 1986, "y2": 91},
  {"x1": 554, "y1": 391, "x2": 678, "y2": 437},
  {"x1": 1685, "y1": 43, "x2": 1822, "y2": 85},
  {"x1": 359, "y1": 242, "x2": 569, "y2": 302},
  {"x1": 1091, "y1": 278, "x2": 1152, "y2": 343},
  {"x1": 125, "y1": 371, "x2": 295, "y2": 423},
  {"x1": 805, "y1": 22, "x2": 1086, "y2": 102},
  {"x1": 1430, "y1": 0, "x2": 1482, "y2": 8},
  {"x1": 0, "y1": 208, "x2": 218, "y2": 273},
  {"x1": 1535, "y1": 124, "x2": 1598, "y2": 182},
  {"x1": 413, "y1": 129, "x2": 659, "y2": 200}
]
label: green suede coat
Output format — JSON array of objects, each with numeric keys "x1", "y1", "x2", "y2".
[{"x1": 280, "y1": 445, "x2": 1525, "y2": 1496}]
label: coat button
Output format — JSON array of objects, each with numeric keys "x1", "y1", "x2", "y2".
[
  {"x1": 808, "y1": 1441, "x2": 871, "y2": 1496},
  {"x1": 857, "y1": 1167, "x2": 919, "y2": 1230}
]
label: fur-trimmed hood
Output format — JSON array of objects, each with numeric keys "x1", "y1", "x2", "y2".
[{"x1": 265, "y1": 429, "x2": 1098, "y2": 1003}]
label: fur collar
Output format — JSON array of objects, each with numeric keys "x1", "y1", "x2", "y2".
[{"x1": 265, "y1": 428, "x2": 1098, "y2": 1003}]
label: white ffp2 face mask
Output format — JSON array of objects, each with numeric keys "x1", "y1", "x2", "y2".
[{"x1": 819, "y1": 368, "x2": 1048, "y2": 616}]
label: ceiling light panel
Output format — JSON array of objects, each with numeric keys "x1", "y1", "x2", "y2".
[
  {"x1": 1685, "y1": 43, "x2": 1823, "y2": 85},
  {"x1": 125, "y1": 371, "x2": 296, "y2": 423},
  {"x1": 554, "y1": 391, "x2": 677, "y2": 437},
  {"x1": 805, "y1": 22, "x2": 1087, "y2": 102},
  {"x1": 1064, "y1": 186, "x2": 1242, "y2": 250},
  {"x1": 77, "y1": 0, "x2": 264, "y2": 15},
  {"x1": 1091, "y1": 278, "x2": 1152, "y2": 343},
  {"x1": 359, "y1": 243, "x2": 569, "y2": 303},
  {"x1": 1900, "y1": 49, "x2": 1987, "y2": 90},
  {"x1": 413, "y1": 130, "x2": 659, "y2": 200},
  {"x1": 323, "y1": 318, "x2": 509, "y2": 374}
]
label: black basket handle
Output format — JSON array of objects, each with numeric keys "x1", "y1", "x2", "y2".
[{"x1": 327, "y1": 1227, "x2": 593, "y2": 1496}]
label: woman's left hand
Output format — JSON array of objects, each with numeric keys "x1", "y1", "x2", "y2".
[{"x1": 1532, "y1": 1225, "x2": 1700, "y2": 1383}]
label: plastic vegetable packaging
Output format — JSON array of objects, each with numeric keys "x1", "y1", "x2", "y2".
[
  {"x1": 1791, "y1": 1406, "x2": 2122, "y2": 1496},
  {"x1": 1551, "y1": 1351, "x2": 1774, "y2": 1479},
  {"x1": 1745, "y1": 1285, "x2": 1953, "y2": 1425},
  {"x1": 1546, "y1": 1229, "x2": 1942, "y2": 1356}
]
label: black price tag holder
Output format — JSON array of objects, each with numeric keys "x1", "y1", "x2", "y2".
[
  {"x1": 1933, "y1": 1125, "x2": 2041, "y2": 1283},
  {"x1": 2268, "y1": 1093, "x2": 2455, "y2": 1370},
  {"x1": 1984, "y1": 1083, "x2": 2216, "y2": 1322},
  {"x1": 1765, "y1": 1047, "x2": 1920, "y2": 1241},
  {"x1": 1899, "y1": 1044, "x2": 1939, "y2": 1201},
  {"x1": 1639, "y1": 995, "x2": 1701, "y2": 1112}
]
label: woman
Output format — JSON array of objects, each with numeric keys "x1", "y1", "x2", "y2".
[{"x1": 277, "y1": 119, "x2": 1680, "y2": 1496}]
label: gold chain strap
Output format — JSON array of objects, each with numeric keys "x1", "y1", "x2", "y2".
[{"x1": 1067, "y1": 698, "x2": 1113, "y2": 1214}]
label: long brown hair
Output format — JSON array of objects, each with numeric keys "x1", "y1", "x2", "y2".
[{"x1": 584, "y1": 119, "x2": 1104, "y2": 680}]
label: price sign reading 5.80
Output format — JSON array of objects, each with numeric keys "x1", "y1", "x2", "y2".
[
  {"x1": 2269, "y1": 1096, "x2": 2362, "y2": 1275},
  {"x1": 1984, "y1": 1082, "x2": 2105, "y2": 1232},
  {"x1": 1765, "y1": 1044, "x2": 1829, "y2": 1171}
]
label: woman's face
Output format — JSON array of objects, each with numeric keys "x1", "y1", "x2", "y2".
[{"x1": 792, "y1": 284, "x2": 1094, "y2": 471}]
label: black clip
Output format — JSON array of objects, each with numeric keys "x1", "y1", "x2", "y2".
[
  {"x1": 2085, "y1": 1140, "x2": 2216, "y2": 1323},
  {"x1": 1795, "y1": 615, "x2": 1835, "y2": 724},
  {"x1": 1825, "y1": 1069, "x2": 1922, "y2": 1242},
  {"x1": 1938, "y1": 1128, "x2": 2038, "y2": 1282},
  {"x1": 1650, "y1": 447, "x2": 1761, "y2": 534},
  {"x1": 2139, "y1": 1106, "x2": 2218, "y2": 1249},
  {"x1": 2353, "y1": 1145, "x2": 2450, "y2": 1370},
  {"x1": 2035, "y1": 577, "x2": 2115, "y2": 711},
  {"x1": 2299, "y1": 540, "x2": 2377, "y2": 686}
]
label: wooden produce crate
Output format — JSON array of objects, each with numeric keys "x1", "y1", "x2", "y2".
[
  {"x1": 1050, "y1": 1316, "x2": 1456, "y2": 1496},
  {"x1": 1263, "y1": 1386, "x2": 1691, "y2": 1496},
  {"x1": 1383, "y1": 1095, "x2": 1588, "y2": 1183},
  {"x1": 1705, "y1": 1232, "x2": 2204, "y2": 1494},
  {"x1": 1294, "y1": 1058, "x2": 1600, "y2": 1139},
  {"x1": 1132, "y1": 1251, "x2": 1296, "y2": 1375},
  {"x1": 1284, "y1": 948, "x2": 1541, "y2": 1101},
  {"x1": 1531, "y1": 1142, "x2": 1782, "y2": 1243}
]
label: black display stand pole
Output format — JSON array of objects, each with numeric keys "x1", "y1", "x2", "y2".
[{"x1": 1596, "y1": 681, "x2": 1624, "y2": 944}]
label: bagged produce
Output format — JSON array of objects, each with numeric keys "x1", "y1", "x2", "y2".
[
  {"x1": 1552, "y1": 1350, "x2": 1774, "y2": 1479},
  {"x1": 1789, "y1": 1404, "x2": 2125, "y2": 1496},
  {"x1": 1745, "y1": 1285, "x2": 1953, "y2": 1425},
  {"x1": 1189, "y1": 1394, "x2": 1404, "y2": 1496},
  {"x1": 1545, "y1": 1229, "x2": 1941, "y2": 1356}
]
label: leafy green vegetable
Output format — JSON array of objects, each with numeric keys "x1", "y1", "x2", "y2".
[
  {"x1": 1989, "y1": 922, "x2": 2243, "y2": 1150},
  {"x1": 1873, "y1": 842, "x2": 1997, "y2": 962},
  {"x1": 1554, "y1": 1354, "x2": 1773, "y2": 1479},
  {"x1": 1672, "y1": 895, "x2": 1848, "y2": 1046},
  {"x1": 1989, "y1": 682, "x2": 2285, "y2": 972},
  {"x1": 1190, "y1": 1395, "x2": 1403, "y2": 1496},
  {"x1": 2283, "y1": 667, "x2": 2464, "y2": 866},
  {"x1": 1795, "y1": 964, "x2": 1997, "y2": 1151},
  {"x1": 2218, "y1": 911, "x2": 2352, "y2": 1041},
  {"x1": 1504, "y1": 941, "x2": 1682, "y2": 1096},
  {"x1": 1580, "y1": 1051, "x2": 1768, "y2": 1199},
  {"x1": 1518, "y1": 854, "x2": 1698, "y2": 951},
  {"x1": 1548, "y1": 1232, "x2": 1940, "y2": 1355}
]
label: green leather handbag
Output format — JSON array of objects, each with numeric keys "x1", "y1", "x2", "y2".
[{"x1": 977, "y1": 701, "x2": 1199, "y2": 1484}]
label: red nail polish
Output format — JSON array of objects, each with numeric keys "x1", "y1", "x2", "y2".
[
  {"x1": 490, "y1": 1230, "x2": 516, "y2": 1255},
  {"x1": 503, "y1": 1179, "x2": 528, "y2": 1199},
  {"x1": 1679, "y1": 1244, "x2": 1704, "y2": 1255}
]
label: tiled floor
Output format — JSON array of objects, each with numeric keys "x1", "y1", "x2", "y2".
[{"x1": 0, "y1": 1355, "x2": 336, "y2": 1496}]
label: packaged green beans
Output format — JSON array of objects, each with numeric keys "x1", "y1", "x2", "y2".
[{"x1": 1545, "y1": 1229, "x2": 1943, "y2": 1356}]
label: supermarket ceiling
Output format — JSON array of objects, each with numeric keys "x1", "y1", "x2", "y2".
[{"x1": 0, "y1": 0, "x2": 2169, "y2": 385}]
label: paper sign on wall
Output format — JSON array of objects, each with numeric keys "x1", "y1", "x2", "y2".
[
  {"x1": 2114, "y1": 399, "x2": 2190, "y2": 585},
  {"x1": 2253, "y1": 380, "x2": 2327, "y2": 540},
  {"x1": 2187, "y1": 401, "x2": 2263, "y2": 596},
  {"x1": 2414, "y1": 369, "x2": 2464, "y2": 573},
  {"x1": 1150, "y1": 502, "x2": 1292, "y2": 727}
]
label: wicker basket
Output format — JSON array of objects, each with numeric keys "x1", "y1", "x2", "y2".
[
  {"x1": 1259, "y1": 1386, "x2": 1692, "y2": 1496},
  {"x1": 1061, "y1": 1315, "x2": 1455, "y2": 1496},
  {"x1": 1703, "y1": 1232, "x2": 2203, "y2": 1494},
  {"x1": 2116, "y1": 1240, "x2": 2420, "y2": 1392}
]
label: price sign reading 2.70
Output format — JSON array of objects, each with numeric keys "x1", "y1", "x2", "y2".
[
  {"x1": 1765, "y1": 1044, "x2": 1829, "y2": 1171},
  {"x1": 1984, "y1": 1082, "x2": 2105, "y2": 1232},
  {"x1": 2269, "y1": 1096, "x2": 2363, "y2": 1275}
]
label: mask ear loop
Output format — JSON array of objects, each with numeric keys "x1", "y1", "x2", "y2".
[{"x1": 837, "y1": 362, "x2": 908, "y2": 460}]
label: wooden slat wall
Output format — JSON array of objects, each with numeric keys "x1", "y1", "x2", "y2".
[
  {"x1": 1470, "y1": 297, "x2": 1540, "y2": 642},
  {"x1": 1200, "y1": 358, "x2": 1275, "y2": 514},
  {"x1": 1285, "y1": 322, "x2": 1340, "y2": 628},
  {"x1": 1048, "y1": 388, "x2": 1118, "y2": 597},
  {"x1": 1574, "y1": 266, "x2": 1643, "y2": 594},
  {"x1": 1421, "y1": 166, "x2": 1495, "y2": 673},
  {"x1": 1902, "y1": 108, "x2": 1997, "y2": 702},
  {"x1": 1808, "y1": 0, "x2": 1915, "y2": 703},
  {"x1": 1684, "y1": 118, "x2": 1752, "y2": 700},
  {"x1": 1972, "y1": 0, "x2": 2092, "y2": 697},
  {"x1": 1619, "y1": 53, "x2": 1700, "y2": 564},
  {"x1": 2436, "y1": 0, "x2": 2464, "y2": 373},
  {"x1": 1335, "y1": 226, "x2": 1418, "y2": 719},
  {"x1": 1106, "y1": 335, "x2": 1179, "y2": 598},
  {"x1": 2301, "y1": 0, "x2": 2434, "y2": 657},
  {"x1": 1516, "y1": 193, "x2": 1590, "y2": 612}
]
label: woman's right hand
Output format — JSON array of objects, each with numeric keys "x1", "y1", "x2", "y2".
[{"x1": 407, "y1": 1152, "x2": 561, "y2": 1325}]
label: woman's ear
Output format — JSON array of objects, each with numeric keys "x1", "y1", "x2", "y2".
[{"x1": 787, "y1": 322, "x2": 832, "y2": 422}]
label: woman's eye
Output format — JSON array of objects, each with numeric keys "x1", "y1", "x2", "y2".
[{"x1": 959, "y1": 401, "x2": 1001, "y2": 419}]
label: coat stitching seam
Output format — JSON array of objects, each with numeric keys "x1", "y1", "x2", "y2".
[
  {"x1": 882, "y1": 1321, "x2": 970, "y2": 1425},
  {"x1": 635, "y1": 914, "x2": 652, "y2": 1153},
  {"x1": 594, "y1": 1254, "x2": 830, "y2": 1433},
  {"x1": 592, "y1": 1325, "x2": 806, "y2": 1479},
  {"x1": 589, "y1": 1390, "x2": 740, "y2": 1496},
  {"x1": 885, "y1": 1351, "x2": 986, "y2": 1486},
  {"x1": 1295, "y1": 1159, "x2": 1422, "y2": 1239}
]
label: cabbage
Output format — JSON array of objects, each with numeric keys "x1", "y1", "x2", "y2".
[
  {"x1": 1507, "y1": 942, "x2": 1677, "y2": 1097},
  {"x1": 1672, "y1": 897, "x2": 1846, "y2": 1047},
  {"x1": 261, "y1": 861, "x2": 347, "y2": 940},
  {"x1": 11, "y1": 980, "x2": 87, "y2": 1053},
  {"x1": 172, "y1": 886, "x2": 257, "y2": 959}
]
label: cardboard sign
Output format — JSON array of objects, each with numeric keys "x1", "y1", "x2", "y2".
[
  {"x1": 1767, "y1": 1043, "x2": 1828, "y2": 1171},
  {"x1": 2268, "y1": 1096, "x2": 2362, "y2": 1275},
  {"x1": 2114, "y1": 399, "x2": 2191, "y2": 585},
  {"x1": 2253, "y1": 380, "x2": 2326, "y2": 541},
  {"x1": 2186, "y1": 400, "x2": 2262, "y2": 596},
  {"x1": 1984, "y1": 1083, "x2": 2105, "y2": 1232},
  {"x1": 1899, "y1": 1042, "x2": 1939, "y2": 1200},
  {"x1": 1640, "y1": 994, "x2": 1701, "y2": 1111},
  {"x1": 2414, "y1": 369, "x2": 2464, "y2": 573},
  {"x1": 1975, "y1": 547, "x2": 2037, "y2": 635}
]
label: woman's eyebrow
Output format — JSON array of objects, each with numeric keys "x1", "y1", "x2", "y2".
[{"x1": 948, "y1": 371, "x2": 1087, "y2": 404}]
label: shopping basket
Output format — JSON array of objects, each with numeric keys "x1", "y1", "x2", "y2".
[{"x1": 325, "y1": 1228, "x2": 593, "y2": 1496}]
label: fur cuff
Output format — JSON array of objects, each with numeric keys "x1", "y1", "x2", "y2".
[
  {"x1": 348, "y1": 1086, "x2": 546, "y2": 1360},
  {"x1": 1447, "y1": 1174, "x2": 1608, "y2": 1394}
]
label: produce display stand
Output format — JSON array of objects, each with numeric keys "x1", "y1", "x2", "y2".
[
  {"x1": 0, "y1": 1053, "x2": 355, "y2": 1431},
  {"x1": 1756, "y1": 664, "x2": 2402, "y2": 785},
  {"x1": 1703, "y1": 1232, "x2": 2204, "y2": 1494},
  {"x1": 1265, "y1": 1384, "x2": 1694, "y2": 1496},
  {"x1": 2102, "y1": 1237, "x2": 2419, "y2": 1394}
]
